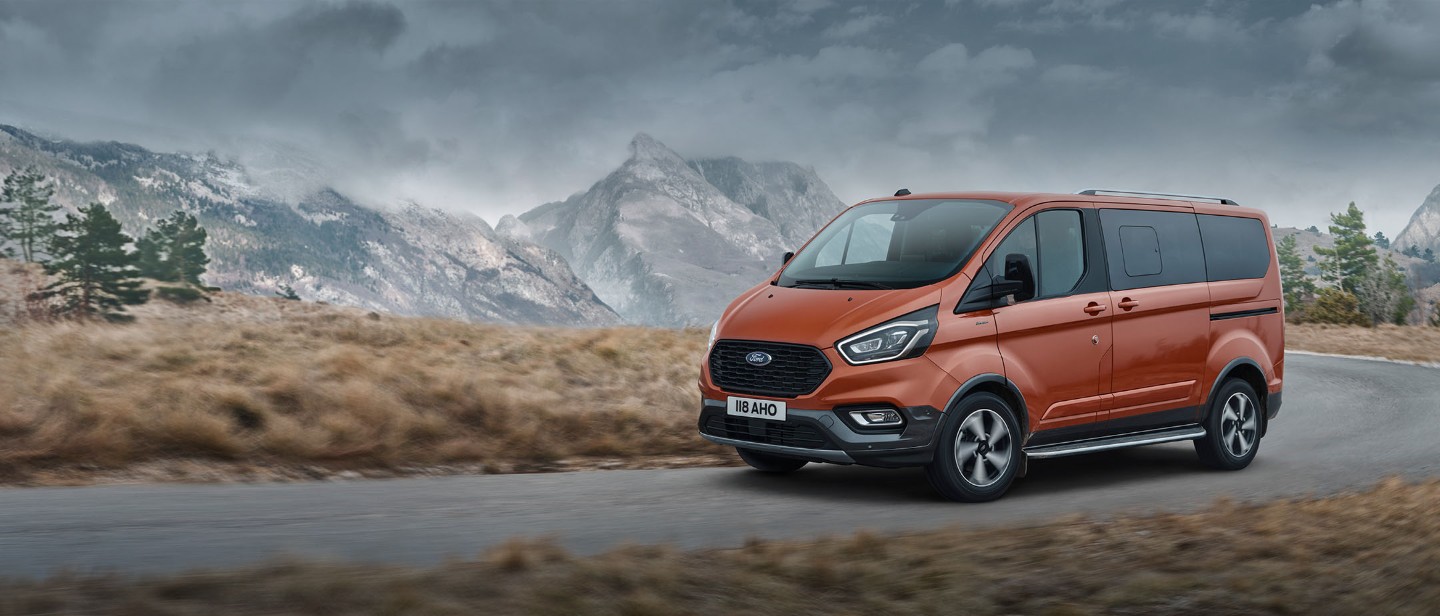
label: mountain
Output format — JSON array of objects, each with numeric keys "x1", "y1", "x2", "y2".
[
  {"x1": 0, "y1": 125, "x2": 618, "y2": 326},
  {"x1": 514, "y1": 134, "x2": 846, "y2": 326},
  {"x1": 1396, "y1": 183, "x2": 1440, "y2": 255}
]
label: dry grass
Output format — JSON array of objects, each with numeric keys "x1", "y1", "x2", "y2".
[
  {"x1": 4, "y1": 478, "x2": 1439, "y2": 615},
  {"x1": 0, "y1": 291, "x2": 721, "y2": 483},
  {"x1": 1286, "y1": 323, "x2": 1440, "y2": 363}
]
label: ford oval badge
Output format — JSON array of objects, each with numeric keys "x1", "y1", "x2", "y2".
[{"x1": 745, "y1": 351, "x2": 773, "y2": 366}]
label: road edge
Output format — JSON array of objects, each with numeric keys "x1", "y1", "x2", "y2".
[{"x1": 1286, "y1": 348, "x2": 1440, "y2": 369}]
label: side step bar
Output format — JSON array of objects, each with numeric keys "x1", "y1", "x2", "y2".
[{"x1": 1024, "y1": 425, "x2": 1206, "y2": 459}]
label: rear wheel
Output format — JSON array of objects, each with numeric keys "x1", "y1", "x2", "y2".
[
  {"x1": 925, "y1": 393, "x2": 1022, "y2": 502},
  {"x1": 736, "y1": 447, "x2": 808, "y2": 473},
  {"x1": 1195, "y1": 378, "x2": 1262, "y2": 470}
]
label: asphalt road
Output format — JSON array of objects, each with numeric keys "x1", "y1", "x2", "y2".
[{"x1": 3, "y1": 353, "x2": 1438, "y2": 577}]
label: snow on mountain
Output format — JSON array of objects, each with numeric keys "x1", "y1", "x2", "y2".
[
  {"x1": 518, "y1": 134, "x2": 847, "y2": 326},
  {"x1": 0, "y1": 124, "x2": 618, "y2": 326}
]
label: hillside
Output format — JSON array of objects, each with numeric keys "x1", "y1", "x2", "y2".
[
  {"x1": 0, "y1": 125, "x2": 618, "y2": 326},
  {"x1": 1396, "y1": 183, "x2": 1440, "y2": 254},
  {"x1": 515, "y1": 134, "x2": 846, "y2": 326}
]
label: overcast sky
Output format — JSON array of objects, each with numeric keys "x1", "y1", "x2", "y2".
[{"x1": 2, "y1": 0, "x2": 1439, "y2": 234}]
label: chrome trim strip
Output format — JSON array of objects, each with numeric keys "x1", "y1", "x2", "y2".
[
  {"x1": 1023, "y1": 426, "x2": 1206, "y2": 459},
  {"x1": 699, "y1": 433, "x2": 856, "y2": 464}
]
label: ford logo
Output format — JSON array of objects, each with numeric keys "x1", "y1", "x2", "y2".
[{"x1": 745, "y1": 351, "x2": 773, "y2": 366}]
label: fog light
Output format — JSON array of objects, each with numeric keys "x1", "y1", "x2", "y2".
[{"x1": 850, "y1": 409, "x2": 904, "y2": 427}]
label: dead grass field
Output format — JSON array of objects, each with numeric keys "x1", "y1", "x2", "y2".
[
  {"x1": 0, "y1": 291, "x2": 724, "y2": 484},
  {"x1": 1286, "y1": 323, "x2": 1440, "y2": 363},
  {"x1": 2, "y1": 267, "x2": 1437, "y2": 486},
  {"x1": 3, "y1": 478, "x2": 1437, "y2": 615}
]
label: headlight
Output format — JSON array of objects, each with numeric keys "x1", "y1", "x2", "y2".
[
  {"x1": 836, "y1": 305, "x2": 938, "y2": 365},
  {"x1": 707, "y1": 320, "x2": 719, "y2": 350}
]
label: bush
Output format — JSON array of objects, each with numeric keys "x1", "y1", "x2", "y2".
[
  {"x1": 1305, "y1": 288, "x2": 1369, "y2": 326},
  {"x1": 155, "y1": 285, "x2": 208, "y2": 304}
]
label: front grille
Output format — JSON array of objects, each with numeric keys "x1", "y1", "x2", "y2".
[
  {"x1": 702, "y1": 415, "x2": 832, "y2": 449},
  {"x1": 708, "y1": 340, "x2": 831, "y2": 398}
]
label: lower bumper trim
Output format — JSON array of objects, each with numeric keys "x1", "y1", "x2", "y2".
[{"x1": 700, "y1": 433, "x2": 855, "y2": 464}]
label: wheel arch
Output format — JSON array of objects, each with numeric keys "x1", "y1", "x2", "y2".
[
  {"x1": 1207, "y1": 357, "x2": 1269, "y2": 436},
  {"x1": 944, "y1": 373, "x2": 1029, "y2": 436}
]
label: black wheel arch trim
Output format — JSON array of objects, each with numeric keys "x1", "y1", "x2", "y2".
[
  {"x1": 944, "y1": 373, "x2": 1028, "y2": 435},
  {"x1": 1206, "y1": 356, "x2": 1269, "y2": 420}
]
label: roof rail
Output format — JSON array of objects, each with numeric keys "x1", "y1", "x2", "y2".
[{"x1": 1077, "y1": 189, "x2": 1239, "y2": 206}]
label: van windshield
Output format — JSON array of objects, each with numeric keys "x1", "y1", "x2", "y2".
[{"x1": 778, "y1": 199, "x2": 1011, "y2": 289}]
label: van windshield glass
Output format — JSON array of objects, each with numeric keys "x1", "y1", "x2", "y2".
[{"x1": 778, "y1": 199, "x2": 1011, "y2": 289}]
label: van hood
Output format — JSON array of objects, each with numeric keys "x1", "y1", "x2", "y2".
[{"x1": 716, "y1": 280, "x2": 955, "y2": 349}]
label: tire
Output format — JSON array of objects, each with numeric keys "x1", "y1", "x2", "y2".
[
  {"x1": 925, "y1": 392, "x2": 1023, "y2": 502},
  {"x1": 1195, "y1": 378, "x2": 1263, "y2": 470},
  {"x1": 736, "y1": 447, "x2": 808, "y2": 473}
]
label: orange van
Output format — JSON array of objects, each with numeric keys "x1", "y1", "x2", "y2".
[{"x1": 698, "y1": 189, "x2": 1284, "y2": 502}]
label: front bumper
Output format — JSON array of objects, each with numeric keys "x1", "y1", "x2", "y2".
[{"x1": 697, "y1": 399, "x2": 943, "y2": 467}]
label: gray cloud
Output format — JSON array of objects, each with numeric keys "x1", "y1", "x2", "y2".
[{"x1": 0, "y1": 0, "x2": 1437, "y2": 234}]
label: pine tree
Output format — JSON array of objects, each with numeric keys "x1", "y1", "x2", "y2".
[
  {"x1": 137, "y1": 211, "x2": 210, "y2": 287},
  {"x1": 1313, "y1": 202, "x2": 1377, "y2": 294},
  {"x1": 1276, "y1": 234, "x2": 1315, "y2": 312},
  {"x1": 0, "y1": 167, "x2": 61, "y2": 263},
  {"x1": 35, "y1": 203, "x2": 149, "y2": 321},
  {"x1": 1403, "y1": 245, "x2": 1422, "y2": 258},
  {"x1": 1425, "y1": 248, "x2": 1437, "y2": 264},
  {"x1": 1373, "y1": 231, "x2": 1390, "y2": 249},
  {"x1": 276, "y1": 283, "x2": 301, "y2": 301}
]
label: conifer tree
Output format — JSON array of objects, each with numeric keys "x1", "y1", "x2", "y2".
[
  {"x1": 35, "y1": 203, "x2": 149, "y2": 321},
  {"x1": 138, "y1": 211, "x2": 210, "y2": 287},
  {"x1": 0, "y1": 167, "x2": 61, "y2": 263},
  {"x1": 1276, "y1": 234, "x2": 1314, "y2": 311},
  {"x1": 1313, "y1": 202, "x2": 1377, "y2": 293},
  {"x1": 1426, "y1": 248, "x2": 1437, "y2": 264},
  {"x1": 1373, "y1": 231, "x2": 1390, "y2": 249}
]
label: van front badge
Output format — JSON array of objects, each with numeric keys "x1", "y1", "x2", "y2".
[{"x1": 745, "y1": 351, "x2": 773, "y2": 366}]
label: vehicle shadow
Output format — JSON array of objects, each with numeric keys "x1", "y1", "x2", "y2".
[{"x1": 711, "y1": 442, "x2": 1213, "y2": 504}]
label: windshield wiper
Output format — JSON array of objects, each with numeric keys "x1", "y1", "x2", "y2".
[{"x1": 788, "y1": 278, "x2": 893, "y2": 290}]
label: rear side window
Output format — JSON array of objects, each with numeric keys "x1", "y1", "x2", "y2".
[
  {"x1": 1197, "y1": 214, "x2": 1270, "y2": 281},
  {"x1": 1099, "y1": 208, "x2": 1206, "y2": 290}
]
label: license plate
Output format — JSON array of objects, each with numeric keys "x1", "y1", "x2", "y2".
[{"x1": 727, "y1": 396, "x2": 786, "y2": 421}]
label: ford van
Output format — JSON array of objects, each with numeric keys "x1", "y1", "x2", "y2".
[{"x1": 698, "y1": 189, "x2": 1284, "y2": 502}]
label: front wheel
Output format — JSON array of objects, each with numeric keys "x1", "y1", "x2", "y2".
[
  {"x1": 925, "y1": 393, "x2": 1023, "y2": 502},
  {"x1": 736, "y1": 447, "x2": 808, "y2": 473},
  {"x1": 1194, "y1": 378, "x2": 1262, "y2": 470}
]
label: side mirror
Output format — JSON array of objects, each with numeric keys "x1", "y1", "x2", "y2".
[
  {"x1": 782, "y1": 251, "x2": 795, "y2": 265},
  {"x1": 1002, "y1": 253, "x2": 1036, "y2": 303}
]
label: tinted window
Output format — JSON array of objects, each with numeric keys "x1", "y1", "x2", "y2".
[
  {"x1": 1119, "y1": 226, "x2": 1161, "y2": 276},
  {"x1": 1037, "y1": 210, "x2": 1085, "y2": 296},
  {"x1": 981, "y1": 209, "x2": 1087, "y2": 300},
  {"x1": 1099, "y1": 208, "x2": 1206, "y2": 290},
  {"x1": 1197, "y1": 214, "x2": 1270, "y2": 281},
  {"x1": 780, "y1": 199, "x2": 1010, "y2": 289}
]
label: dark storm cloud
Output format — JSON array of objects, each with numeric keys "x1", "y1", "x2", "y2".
[{"x1": 1, "y1": 0, "x2": 1437, "y2": 233}]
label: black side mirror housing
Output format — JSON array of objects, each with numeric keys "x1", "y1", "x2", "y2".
[
  {"x1": 1002, "y1": 253, "x2": 1036, "y2": 303},
  {"x1": 782, "y1": 251, "x2": 794, "y2": 265},
  {"x1": 953, "y1": 253, "x2": 1037, "y2": 314}
]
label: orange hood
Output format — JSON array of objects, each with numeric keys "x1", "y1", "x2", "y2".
[{"x1": 715, "y1": 278, "x2": 958, "y2": 349}]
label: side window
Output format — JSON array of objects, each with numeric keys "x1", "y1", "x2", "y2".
[
  {"x1": 984, "y1": 217, "x2": 1036, "y2": 283},
  {"x1": 1197, "y1": 214, "x2": 1270, "y2": 281},
  {"x1": 1036, "y1": 210, "x2": 1085, "y2": 297},
  {"x1": 813, "y1": 214, "x2": 895, "y2": 267},
  {"x1": 1118, "y1": 226, "x2": 1161, "y2": 276},
  {"x1": 979, "y1": 209, "x2": 1087, "y2": 301},
  {"x1": 1099, "y1": 208, "x2": 1206, "y2": 290}
]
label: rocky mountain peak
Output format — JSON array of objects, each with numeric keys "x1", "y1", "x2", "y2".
[{"x1": 1395, "y1": 183, "x2": 1440, "y2": 254}]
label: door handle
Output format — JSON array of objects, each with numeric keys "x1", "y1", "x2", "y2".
[
  {"x1": 1118, "y1": 297, "x2": 1140, "y2": 310},
  {"x1": 1083, "y1": 302, "x2": 1107, "y2": 315}
]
